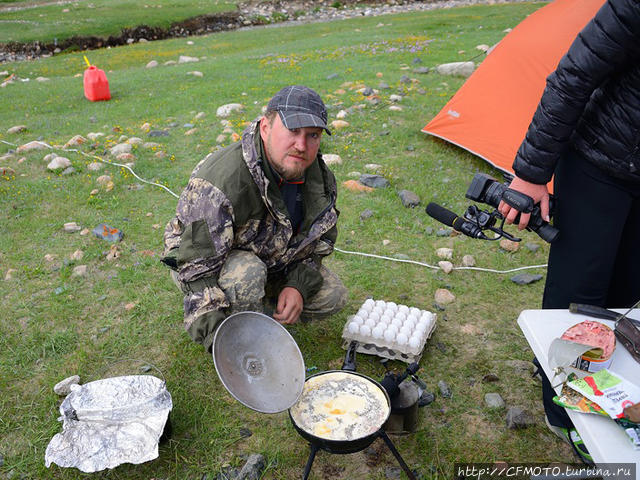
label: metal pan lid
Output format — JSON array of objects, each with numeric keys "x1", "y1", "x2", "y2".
[{"x1": 212, "y1": 311, "x2": 305, "y2": 413}]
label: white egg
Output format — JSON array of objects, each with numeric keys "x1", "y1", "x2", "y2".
[
  {"x1": 406, "y1": 313, "x2": 419, "y2": 323},
  {"x1": 359, "y1": 324, "x2": 371, "y2": 336},
  {"x1": 420, "y1": 312, "x2": 432, "y2": 322},
  {"x1": 368, "y1": 311, "x2": 380, "y2": 323},
  {"x1": 348, "y1": 321, "x2": 360, "y2": 334},
  {"x1": 384, "y1": 329, "x2": 396, "y2": 342},
  {"x1": 396, "y1": 332, "x2": 408, "y2": 345},
  {"x1": 387, "y1": 301, "x2": 397, "y2": 310},
  {"x1": 357, "y1": 308, "x2": 369, "y2": 318},
  {"x1": 418, "y1": 317, "x2": 431, "y2": 329},
  {"x1": 361, "y1": 302, "x2": 373, "y2": 312},
  {"x1": 375, "y1": 300, "x2": 386, "y2": 308},
  {"x1": 386, "y1": 324, "x2": 398, "y2": 335},
  {"x1": 414, "y1": 323, "x2": 427, "y2": 334},
  {"x1": 398, "y1": 305, "x2": 409, "y2": 314},
  {"x1": 372, "y1": 326, "x2": 384, "y2": 339},
  {"x1": 372, "y1": 306, "x2": 383, "y2": 317},
  {"x1": 352, "y1": 314, "x2": 364, "y2": 325},
  {"x1": 399, "y1": 325, "x2": 412, "y2": 336},
  {"x1": 403, "y1": 317, "x2": 416, "y2": 329},
  {"x1": 382, "y1": 311, "x2": 394, "y2": 321},
  {"x1": 391, "y1": 317, "x2": 403, "y2": 327},
  {"x1": 409, "y1": 307, "x2": 421, "y2": 317},
  {"x1": 394, "y1": 311, "x2": 406, "y2": 322},
  {"x1": 365, "y1": 317, "x2": 376, "y2": 328},
  {"x1": 364, "y1": 298, "x2": 375, "y2": 307},
  {"x1": 409, "y1": 336, "x2": 421, "y2": 349}
]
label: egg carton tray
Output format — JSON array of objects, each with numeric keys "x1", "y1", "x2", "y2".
[{"x1": 341, "y1": 299, "x2": 437, "y2": 363}]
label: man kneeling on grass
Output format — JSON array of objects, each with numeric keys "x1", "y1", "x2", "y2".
[{"x1": 161, "y1": 85, "x2": 348, "y2": 351}]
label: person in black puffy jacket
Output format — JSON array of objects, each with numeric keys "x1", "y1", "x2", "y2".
[{"x1": 498, "y1": 0, "x2": 640, "y2": 463}]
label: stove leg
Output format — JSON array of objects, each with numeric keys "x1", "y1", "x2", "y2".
[
  {"x1": 302, "y1": 443, "x2": 319, "y2": 480},
  {"x1": 379, "y1": 430, "x2": 417, "y2": 480}
]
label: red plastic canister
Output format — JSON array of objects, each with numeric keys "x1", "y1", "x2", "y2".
[{"x1": 83, "y1": 65, "x2": 111, "y2": 102}]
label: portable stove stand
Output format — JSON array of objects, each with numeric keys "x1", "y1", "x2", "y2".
[{"x1": 301, "y1": 429, "x2": 417, "y2": 480}]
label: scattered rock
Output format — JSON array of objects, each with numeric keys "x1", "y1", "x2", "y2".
[
  {"x1": 418, "y1": 391, "x2": 435, "y2": 407},
  {"x1": 44, "y1": 254, "x2": 57, "y2": 262},
  {"x1": 124, "y1": 302, "x2": 136, "y2": 311},
  {"x1": 87, "y1": 162, "x2": 104, "y2": 171},
  {"x1": 398, "y1": 189, "x2": 420, "y2": 208},
  {"x1": 127, "y1": 137, "x2": 144, "y2": 145},
  {"x1": 187, "y1": 70, "x2": 203, "y2": 77},
  {"x1": 510, "y1": 273, "x2": 543, "y2": 285},
  {"x1": 64, "y1": 135, "x2": 86, "y2": 148},
  {"x1": 72, "y1": 265, "x2": 88, "y2": 277},
  {"x1": 4, "y1": 268, "x2": 17, "y2": 281},
  {"x1": 216, "y1": 103, "x2": 244, "y2": 118},
  {"x1": 364, "y1": 163, "x2": 383, "y2": 171},
  {"x1": 185, "y1": 128, "x2": 198, "y2": 135},
  {"x1": 63, "y1": 222, "x2": 81, "y2": 233},
  {"x1": 7, "y1": 125, "x2": 27, "y2": 134},
  {"x1": 360, "y1": 209, "x2": 374, "y2": 221},
  {"x1": 47, "y1": 157, "x2": 71, "y2": 171},
  {"x1": 87, "y1": 132, "x2": 105, "y2": 141},
  {"x1": 178, "y1": 55, "x2": 199, "y2": 63},
  {"x1": 359, "y1": 174, "x2": 389, "y2": 189},
  {"x1": 146, "y1": 60, "x2": 158, "y2": 68},
  {"x1": 412, "y1": 67, "x2": 430, "y2": 74},
  {"x1": 499, "y1": 239, "x2": 519, "y2": 252},
  {"x1": 462, "y1": 254, "x2": 475, "y2": 267},
  {"x1": 107, "y1": 244, "x2": 121, "y2": 260},
  {"x1": 436, "y1": 248, "x2": 452, "y2": 259},
  {"x1": 437, "y1": 380, "x2": 452, "y2": 398},
  {"x1": 322, "y1": 153, "x2": 342, "y2": 166},
  {"x1": 389, "y1": 94, "x2": 403, "y2": 102},
  {"x1": 53, "y1": 375, "x2": 80, "y2": 396},
  {"x1": 506, "y1": 406, "x2": 535, "y2": 429},
  {"x1": 438, "y1": 261, "x2": 453, "y2": 274},
  {"x1": 436, "y1": 228, "x2": 452, "y2": 237},
  {"x1": 343, "y1": 180, "x2": 373, "y2": 193},
  {"x1": 382, "y1": 239, "x2": 391, "y2": 246},
  {"x1": 237, "y1": 453, "x2": 266, "y2": 480},
  {"x1": 110, "y1": 143, "x2": 132, "y2": 156},
  {"x1": 142, "y1": 142, "x2": 160, "y2": 149},
  {"x1": 148, "y1": 130, "x2": 170, "y2": 137},
  {"x1": 70, "y1": 250, "x2": 83, "y2": 261},
  {"x1": 336, "y1": 110, "x2": 348, "y2": 119},
  {"x1": 434, "y1": 288, "x2": 455, "y2": 305},
  {"x1": 482, "y1": 373, "x2": 500, "y2": 383},
  {"x1": 525, "y1": 242, "x2": 540, "y2": 253},
  {"x1": 484, "y1": 393, "x2": 505, "y2": 409},
  {"x1": 17, "y1": 141, "x2": 49, "y2": 152},
  {"x1": 93, "y1": 223, "x2": 124, "y2": 242},
  {"x1": 435, "y1": 61, "x2": 475, "y2": 77},
  {"x1": 330, "y1": 120, "x2": 349, "y2": 130},
  {"x1": 96, "y1": 175, "x2": 112, "y2": 185},
  {"x1": 388, "y1": 105, "x2": 403, "y2": 112},
  {"x1": 116, "y1": 152, "x2": 136, "y2": 162}
]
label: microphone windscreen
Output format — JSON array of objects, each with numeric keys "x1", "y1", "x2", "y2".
[{"x1": 426, "y1": 202, "x2": 457, "y2": 227}]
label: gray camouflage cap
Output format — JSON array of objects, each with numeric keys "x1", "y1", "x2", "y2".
[{"x1": 267, "y1": 85, "x2": 331, "y2": 135}]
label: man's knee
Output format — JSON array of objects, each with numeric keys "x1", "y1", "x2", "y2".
[
  {"x1": 218, "y1": 250, "x2": 267, "y2": 309},
  {"x1": 303, "y1": 266, "x2": 348, "y2": 318}
]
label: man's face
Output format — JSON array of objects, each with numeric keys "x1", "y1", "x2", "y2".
[{"x1": 260, "y1": 113, "x2": 323, "y2": 181}]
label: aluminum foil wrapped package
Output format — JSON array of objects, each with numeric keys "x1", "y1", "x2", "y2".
[{"x1": 45, "y1": 375, "x2": 172, "y2": 473}]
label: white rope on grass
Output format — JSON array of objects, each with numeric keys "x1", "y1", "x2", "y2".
[
  {"x1": 1, "y1": 139, "x2": 179, "y2": 198},
  {"x1": 2, "y1": 139, "x2": 548, "y2": 274}
]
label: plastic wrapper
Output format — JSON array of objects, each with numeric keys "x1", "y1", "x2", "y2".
[{"x1": 45, "y1": 375, "x2": 172, "y2": 472}]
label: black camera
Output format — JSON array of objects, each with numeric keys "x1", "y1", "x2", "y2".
[
  {"x1": 426, "y1": 173, "x2": 558, "y2": 243},
  {"x1": 465, "y1": 173, "x2": 558, "y2": 243}
]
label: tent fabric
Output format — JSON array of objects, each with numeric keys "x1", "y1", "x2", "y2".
[{"x1": 422, "y1": 0, "x2": 606, "y2": 186}]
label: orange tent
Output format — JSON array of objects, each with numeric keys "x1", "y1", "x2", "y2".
[{"x1": 422, "y1": 0, "x2": 605, "y2": 184}]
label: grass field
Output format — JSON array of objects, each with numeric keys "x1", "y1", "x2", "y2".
[
  {"x1": 0, "y1": 0, "x2": 239, "y2": 44},
  {"x1": 0, "y1": 2, "x2": 584, "y2": 479}
]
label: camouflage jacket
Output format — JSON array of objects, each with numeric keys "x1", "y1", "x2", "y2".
[{"x1": 162, "y1": 118, "x2": 339, "y2": 349}]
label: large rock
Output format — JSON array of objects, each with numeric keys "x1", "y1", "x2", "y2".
[
  {"x1": 436, "y1": 61, "x2": 475, "y2": 78},
  {"x1": 109, "y1": 143, "x2": 132, "y2": 156},
  {"x1": 64, "y1": 135, "x2": 87, "y2": 148},
  {"x1": 322, "y1": 154, "x2": 342, "y2": 166},
  {"x1": 7, "y1": 125, "x2": 27, "y2": 134},
  {"x1": 506, "y1": 406, "x2": 535, "y2": 429},
  {"x1": 398, "y1": 189, "x2": 420, "y2": 208},
  {"x1": 359, "y1": 174, "x2": 389, "y2": 189},
  {"x1": 434, "y1": 288, "x2": 455, "y2": 305},
  {"x1": 178, "y1": 55, "x2": 199, "y2": 63},
  {"x1": 216, "y1": 103, "x2": 244, "y2": 118},
  {"x1": 47, "y1": 156, "x2": 71, "y2": 170},
  {"x1": 53, "y1": 375, "x2": 80, "y2": 396},
  {"x1": 17, "y1": 141, "x2": 50, "y2": 153},
  {"x1": 237, "y1": 453, "x2": 266, "y2": 480}
]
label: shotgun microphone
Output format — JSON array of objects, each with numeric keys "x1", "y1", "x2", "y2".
[{"x1": 426, "y1": 202, "x2": 488, "y2": 240}]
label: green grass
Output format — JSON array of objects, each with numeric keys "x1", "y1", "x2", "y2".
[
  {"x1": 0, "y1": 0, "x2": 239, "y2": 44},
  {"x1": 0, "y1": 3, "x2": 581, "y2": 479}
]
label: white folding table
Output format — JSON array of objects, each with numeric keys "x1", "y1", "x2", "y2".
[{"x1": 518, "y1": 309, "x2": 640, "y2": 477}]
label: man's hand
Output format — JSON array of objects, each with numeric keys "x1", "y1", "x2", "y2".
[
  {"x1": 498, "y1": 176, "x2": 550, "y2": 230},
  {"x1": 273, "y1": 287, "x2": 303, "y2": 324}
]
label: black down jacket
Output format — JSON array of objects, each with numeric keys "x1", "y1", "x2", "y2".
[{"x1": 513, "y1": 0, "x2": 640, "y2": 185}]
